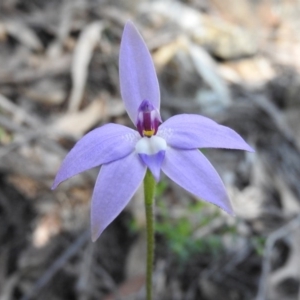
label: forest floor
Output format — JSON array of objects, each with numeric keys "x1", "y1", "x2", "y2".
[{"x1": 0, "y1": 0, "x2": 300, "y2": 299}]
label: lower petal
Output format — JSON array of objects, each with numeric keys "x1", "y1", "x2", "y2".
[
  {"x1": 91, "y1": 152, "x2": 146, "y2": 241},
  {"x1": 161, "y1": 147, "x2": 234, "y2": 215},
  {"x1": 139, "y1": 150, "x2": 165, "y2": 182}
]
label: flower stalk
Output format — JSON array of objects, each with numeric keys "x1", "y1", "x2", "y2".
[{"x1": 144, "y1": 169, "x2": 156, "y2": 300}]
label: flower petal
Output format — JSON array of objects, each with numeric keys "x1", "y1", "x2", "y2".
[
  {"x1": 119, "y1": 21, "x2": 160, "y2": 124},
  {"x1": 161, "y1": 147, "x2": 234, "y2": 215},
  {"x1": 52, "y1": 124, "x2": 139, "y2": 189},
  {"x1": 158, "y1": 114, "x2": 254, "y2": 151},
  {"x1": 139, "y1": 151, "x2": 165, "y2": 182},
  {"x1": 91, "y1": 152, "x2": 146, "y2": 241}
]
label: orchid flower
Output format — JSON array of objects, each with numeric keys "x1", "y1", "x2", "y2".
[{"x1": 52, "y1": 21, "x2": 254, "y2": 242}]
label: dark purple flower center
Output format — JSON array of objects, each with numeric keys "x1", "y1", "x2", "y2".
[{"x1": 136, "y1": 100, "x2": 161, "y2": 137}]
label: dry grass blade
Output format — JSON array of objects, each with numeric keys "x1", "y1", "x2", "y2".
[
  {"x1": 188, "y1": 42, "x2": 231, "y2": 106},
  {"x1": 68, "y1": 22, "x2": 105, "y2": 112},
  {"x1": 256, "y1": 215, "x2": 300, "y2": 300},
  {"x1": 20, "y1": 231, "x2": 90, "y2": 300},
  {"x1": 4, "y1": 20, "x2": 43, "y2": 51},
  {"x1": 0, "y1": 94, "x2": 40, "y2": 127}
]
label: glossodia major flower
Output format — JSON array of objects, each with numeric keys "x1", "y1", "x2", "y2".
[{"x1": 52, "y1": 21, "x2": 254, "y2": 242}]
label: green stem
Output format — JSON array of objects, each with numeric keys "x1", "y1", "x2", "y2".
[{"x1": 143, "y1": 169, "x2": 156, "y2": 300}]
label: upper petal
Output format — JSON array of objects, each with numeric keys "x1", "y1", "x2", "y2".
[
  {"x1": 161, "y1": 147, "x2": 234, "y2": 215},
  {"x1": 91, "y1": 152, "x2": 146, "y2": 241},
  {"x1": 119, "y1": 21, "x2": 160, "y2": 125},
  {"x1": 158, "y1": 114, "x2": 254, "y2": 151},
  {"x1": 52, "y1": 123, "x2": 139, "y2": 189}
]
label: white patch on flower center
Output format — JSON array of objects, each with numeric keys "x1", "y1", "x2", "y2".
[{"x1": 135, "y1": 136, "x2": 167, "y2": 155}]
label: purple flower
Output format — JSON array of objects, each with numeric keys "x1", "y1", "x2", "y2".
[{"x1": 52, "y1": 22, "x2": 254, "y2": 242}]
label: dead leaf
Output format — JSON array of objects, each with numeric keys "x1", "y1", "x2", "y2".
[{"x1": 51, "y1": 99, "x2": 105, "y2": 138}]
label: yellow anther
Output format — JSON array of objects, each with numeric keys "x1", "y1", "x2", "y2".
[{"x1": 143, "y1": 130, "x2": 155, "y2": 137}]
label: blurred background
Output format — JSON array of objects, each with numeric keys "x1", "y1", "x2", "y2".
[{"x1": 0, "y1": 0, "x2": 300, "y2": 299}]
